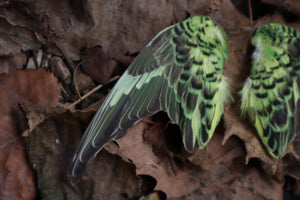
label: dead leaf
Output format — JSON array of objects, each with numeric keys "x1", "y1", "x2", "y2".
[
  {"x1": 49, "y1": 56, "x2": 72, "y2": 85},
  {"x1": 293, "y1": 132, "x2": 300, "y2": 159},
  {"x1": 221, "y1": 0, "x2": 299, "y2": 167},
  {"x1": 21, "y1": 104, "x2": 64, "y2": 136},
  {"x1": 0, "y1": 0, "x2": 211, "y2": 60},
  {"x1": 23, "y1": 107, "x2": 141, "y2": 200},
  {"x1": 0, "y1": 69, "x2": 60, "y2": 200},
  {"x1": 139, "y1": 191, "x2": 166, "y2": 200},
  {"x1": 81, "y1": 46, "x2": 117, "y2": 83},
  {"x1": 0, "y1": 18, "x2": 41, "y2": 56},
  {"x1": 1, "y1": 0, "x2": 300, "y2": 199},
  {"x1": 73, "y1": 70, "x2": 95, "y2": 94},
  {"x1": 261, "y1": 0, "x2": 300, "y2": 16},
  {"x1": 284, "y1": 134, "x2": 300, "y2": 180},
  {"x1": 0, "y1": 52, "x2": 26, "y2": 74},
  {"x1": 117, "y1": 121, "x2": 283, "y2": 199},
  {"x1": 211, "y1": 0, "x2": 250, "y2": 31}
]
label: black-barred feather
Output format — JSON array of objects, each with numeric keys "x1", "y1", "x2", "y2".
[
  {"x1": 241, "y1": 23, "x2": 300, "y2": 158},
  {"x1": 68, "y1": 16, "x2": 231, "y2": 183}
]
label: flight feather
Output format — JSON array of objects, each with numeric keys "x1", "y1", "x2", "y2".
[{"x1": 68, "y1": 16, "x2": 231, "y2": 183}]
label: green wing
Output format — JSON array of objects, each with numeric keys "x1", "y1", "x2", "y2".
[
  {"x1": 69, "y1": 16, "x2": 231, "y2": 182},
  {"x1": 241, "y1": 23, "x2": 300, "y2": 159}
]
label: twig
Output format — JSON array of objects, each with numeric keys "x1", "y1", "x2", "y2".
[
  {"x1": 248, "y1": 0, "x2": 253, "y2": 26},
  {"x1": 66, "y1": 75, "x2": 120, "y2": 109}
]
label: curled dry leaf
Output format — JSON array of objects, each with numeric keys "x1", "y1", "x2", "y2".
[
  {"x1": 116, "y1": 121, "x2": 283, "y2": 199},
  {"x1": 0, "y1": 69, "x2": 60, "y2": 200},
  {"x1": 21, "y1": 104, "x2": 65, "y2": 136},
  {"x1": 223, "y1": 104, "x2": 278, "y2": 166}
]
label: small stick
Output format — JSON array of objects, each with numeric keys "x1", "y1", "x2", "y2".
[
  {"x1": 248, "y1": 0, "x2": 253, "y2": 26},
  {"x1": 66, "y1": 76, "x2": 120, "y2": 109}
]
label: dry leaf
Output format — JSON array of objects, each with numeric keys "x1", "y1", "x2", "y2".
[
  {"x1": 0, "y1": 69, "x2": 60, "y2": 200},
  {"x1": 81, "y1": 46, "x2": 117, "y2": 83},
  {"x1": 117, "y1": 121, "x2": 283, "y2": 199},
  {"x1": 1, "y1": 0, "x2": 300, "y2": 199},
  {"x1": 0, "y1": 17, "x2": 41, "y2": 56},
  {"x1": 0, "y1": 52, "x2": 26, "y2": 74},
  {"x1": 23, "y1": 106, "x2": 141, "y2": 200},
  {"x1": 261, "y1": 0, "x2": 300, "y2": 15}
]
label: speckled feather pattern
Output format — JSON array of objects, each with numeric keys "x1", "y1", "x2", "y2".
[
  {"x1": 68, "y1": 16, "x2": 231, "y2": 183},
  {"x1": 241, "y1": 23, "x2": 300, "y2": 159}
]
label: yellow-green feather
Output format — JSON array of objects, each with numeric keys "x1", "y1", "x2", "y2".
[
  {"x1": 241, "y1": 23, "x2": 300, "y2": 159},
  {"x1": 69, "y1": 16, "x2": 231, "y2": 183}
]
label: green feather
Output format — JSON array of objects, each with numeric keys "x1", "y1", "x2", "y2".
[
  {"x1": 240, "y1": 23, "x2": 300, "y2": 159},
  {"x1": 69, "y1": 16, "x2": 231, "y2": 183}
]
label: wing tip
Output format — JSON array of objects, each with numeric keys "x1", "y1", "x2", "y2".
[
  {"x1": 183, "y1": 134, "x2": 195, "y2": 153},
  {"x1": 67, "y1": 154, "x2": 88, "y2": 185},
  {"x1": 68, "y1": 142, "x2": 106, "y2": 184}
]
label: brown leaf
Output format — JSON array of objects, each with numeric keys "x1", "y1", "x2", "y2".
[
  {"x1": 0, "y1": 69, "x2": 60, "y2": 200},
  {"x1": 3, "y1": 0, "x2": 211, "y2": 60},
  {"x1": 261, "y1": 0, "x2": 300, "y2": 16},
  {"x1": 117, "y1": 122, "x2": 283, "y2": 199},
  {"x1": 220, "y1": 0, "x2": 299, "y2": 167},
  {"x1": 90, "y1": 150, "x2": 140, "y2": 199},
  {"x1": 293, "y1": 133, "x2": 300, "y2": 159},
  {"x1": 21, "y1": 104, "x2": 64, "y2": 136},
  {"x1": 73, "y1": 70, "x2": 95, "y2": 94},
  {"x1": 49, "y1": 56, "x2": 72, "y2": 85},
  {"x1": 1, "y1": 0, "x2": 300, "y2": 198},
  {"x1": 139, "y1": 191, "x2": 166, "y2": 200},
  {"x1": 0, "y1": 0, "x2": 209, "y2": 60},
  {"x1": 211, "y1": 0, "x2": 250, "y2": 31},
  {"x1": 23, "y1": 106, "x2": 140, "y2": 200},
  {"x1": 81, "y1": 46, "x2": 117, "y2": 83},
  {"x1": 24, "y1": 108, "x2": 94, "y2": 200},
  {"x1": 284, "y1": 133, "x2": 300, "y2": 180},
  {"x1": 0, "y1": 18, "x2": 41, "y2": 56},
  {"x1": 0, "y1": 52, "x2": 27, "y2": 74}
]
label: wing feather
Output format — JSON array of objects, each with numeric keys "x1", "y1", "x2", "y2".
[
  {"x1": 241, "y1": 23, "x2": 300, "y2": 158},
  {"x1": 69, "y1": 16, "x2": 231, "y2": 183}
]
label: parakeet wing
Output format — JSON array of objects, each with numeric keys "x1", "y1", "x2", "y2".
[
  {"x1": 241, "y1": 23, "x2": 300, "y2": 159},
  {"x1": 69, "y1": 16, "x2": 231, "y2": 183}
]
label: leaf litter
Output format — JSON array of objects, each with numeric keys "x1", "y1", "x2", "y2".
[
  {"x1": 0, "y1": 0, "x2": 300, "y2": 199},
  {"x1": 0, "y1": 69, "x2": 60, "y2": 200}
]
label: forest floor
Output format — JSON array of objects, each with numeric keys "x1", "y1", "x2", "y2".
[{"x1": 0, "y1": 0, "x2": 300, "y2": 199}]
